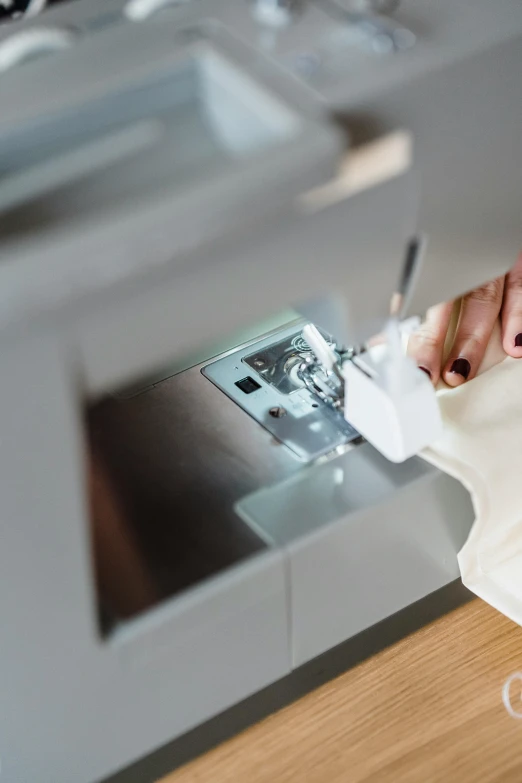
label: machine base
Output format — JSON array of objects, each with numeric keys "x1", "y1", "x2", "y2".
[{"x1": 103, "y1": 579, "x2": 473, "y2": 783}]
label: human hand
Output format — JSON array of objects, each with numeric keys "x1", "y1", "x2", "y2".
[{"x1": 407, "y1": 256, "x2": 522, "y2": 386}]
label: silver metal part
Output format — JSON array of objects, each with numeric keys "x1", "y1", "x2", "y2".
[
  {"x1": 297, "y1": 353, "x2": 344, "y2": 408},
  {"x1": 202, "y1": 325, "x2": 359, "y2": 462},
  {"x1": 242, "y1": 328, "x2": 317, "y2": 395}
]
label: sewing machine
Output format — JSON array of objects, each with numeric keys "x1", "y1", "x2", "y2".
[{"x1": 0, "y1": 1, "x2": 521, "y2": 781}]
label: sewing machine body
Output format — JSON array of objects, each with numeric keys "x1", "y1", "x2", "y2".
[{"x1": 0, "y1": 1, "x2": 521, "y2": 781}]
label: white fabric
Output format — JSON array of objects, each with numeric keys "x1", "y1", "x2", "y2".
[{"x1": 419, "y1": 320, "x2": 522, "y2": 625}]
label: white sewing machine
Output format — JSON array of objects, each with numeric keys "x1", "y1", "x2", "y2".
[{"x1": 0, "y1": 1, "x2": 521, "y2": 781}]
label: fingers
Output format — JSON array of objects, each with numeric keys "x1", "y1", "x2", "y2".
[
  {"x1": 442, "y1": 278, "x2": 504, "y2": 387},
  {"x1": 407, "y1": 300, "x2": 454, "y2": 385},
  {"x1": 502, "y1": 255, "x2": 522, "y2": 358}
]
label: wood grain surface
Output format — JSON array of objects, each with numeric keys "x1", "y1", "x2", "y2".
[{"x1": 159, "y1": 600, "x2": 522, "y2": 783}]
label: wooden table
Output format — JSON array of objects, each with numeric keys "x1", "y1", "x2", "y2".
[{"x1": 160, "y1": 600, "x2": 522, "y2": 783}]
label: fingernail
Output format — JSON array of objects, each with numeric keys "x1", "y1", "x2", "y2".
[
  {"x1": 418, "y1": 366, "x2": 432, "y2": 379},
  {"x1": 515, "y1": 333, "x2": 522, "y2": 347},
  {"x1": 450, "y1": 358, "x2": 471, "y2": 379}
]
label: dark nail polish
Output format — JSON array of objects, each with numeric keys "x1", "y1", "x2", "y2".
[
  {"x1": 515, "y1": 333, "x2": 522, "y2": 347},
  {"x1": 418, "y1": 366, "x2": 432, "y2": 379},
  {"x1": 450, "y1": 357, "x2": 471, "y2": 379}
]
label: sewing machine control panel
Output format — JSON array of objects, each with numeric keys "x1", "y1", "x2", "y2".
[
  {"x1": 217, "y1": 0, "x2": 416, "y2": 89},
  {"x1": 0, "y1": 0, "x2": 416, "y2": 94}
]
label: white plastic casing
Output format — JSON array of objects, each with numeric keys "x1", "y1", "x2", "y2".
[{"x1": 343, "y1": 348, "x2": 442, "y2": 463}]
